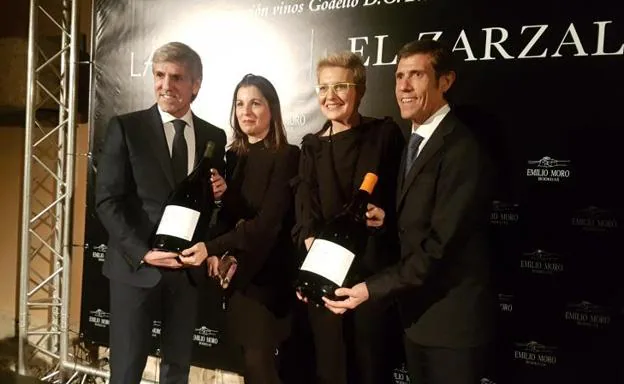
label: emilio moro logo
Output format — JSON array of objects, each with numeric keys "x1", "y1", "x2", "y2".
[
  {"x1": 88, "y1": 309, "x2": 110, "y2": 328},
  {"x1": 572, "y1": 206, "x2": 618, "y2": 232},
  {"x1": 480, "y1": 379, "x2": 497, "y2": 384},
  {"x1": 520, "y1": 249, "x2": 564, "y2": 275},
  {"x1": 193, "y1": 326, "x2": 219, "y2": 347},
  {"x1": 490, "y1": 201, "x2": 520, "y2": 226},
  {"x1": 91, "y1": 244, "x2": 107, "y2": 262},
  {"x1": 284, "y1": 112, "x2": 307, "y2": 129},
  {"x1": 526, "y1": 156, "x2": 572, "y2": 182},
  {"x1": 498, "y1": 294, "x2": 514, "y2": 313},
  {"x1": 152, "y1": 320, "x2": 162, "y2": 337},
  {"x1": 392, "y1": 364, "x2": 410, "y2": 384},
  {"x1": 565, "y1": 301, "x2": 611, "y2": 329},
  {"x1": 514, "y1": 341, "x2": 558, "y2": 367}
]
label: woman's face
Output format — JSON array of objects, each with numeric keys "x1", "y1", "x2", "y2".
[
  {"x1": 235, "y1": 85, "x2": 272, "y2": 143},
  {"x1": 317, "y1": 66, "x2": 360, "y2": 123}
]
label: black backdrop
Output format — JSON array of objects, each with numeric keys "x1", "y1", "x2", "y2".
[{"x1": 80, "y1": 0, "x2": 624, "y2": 382}]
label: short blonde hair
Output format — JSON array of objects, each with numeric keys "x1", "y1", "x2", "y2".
[{"x1": 316, "y1": 51, "x2": 366, "y2": 94}]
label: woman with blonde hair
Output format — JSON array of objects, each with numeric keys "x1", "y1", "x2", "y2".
[{"x1": 293, "y1": 51, "x2": 404, "y2": 384}]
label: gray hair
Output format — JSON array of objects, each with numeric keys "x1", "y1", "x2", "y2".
[{"x1": 152, "y1": 42, "x2": 203, "y2": 82}]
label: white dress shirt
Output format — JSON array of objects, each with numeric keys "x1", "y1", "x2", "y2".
[
  {"x1": 411, "y1": 104, "x2": 450, "y2": 157},
  {"x1": 158, "y1": 106, "x2": 196, "y2": 175}
]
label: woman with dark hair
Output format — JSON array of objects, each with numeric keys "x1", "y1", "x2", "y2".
[
  {"x1": 293, "y1": 51, "x2": 404, "y2": 384},
  {"x1": 205, "y1": 74, "x2": 300, "y2": 384}
]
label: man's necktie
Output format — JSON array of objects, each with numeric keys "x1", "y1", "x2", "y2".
[
  {"x1": 404, "y1": 132, "x2": 424, "y2": 178},
  {"x1": 171, "y1": 119, "x2": 188, "y2": 184}
]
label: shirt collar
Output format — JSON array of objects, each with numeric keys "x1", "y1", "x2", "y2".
[
  {"x1": 411, "y1": 104, "x2": 450, "y2": 139},
  {"x1": 157, "y1": 106, "x2": 194, "y2": 128}
]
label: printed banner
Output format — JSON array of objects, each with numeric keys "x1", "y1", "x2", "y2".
[{"x1": 81, "y1": 0, "x2": 623, "y2": 381}]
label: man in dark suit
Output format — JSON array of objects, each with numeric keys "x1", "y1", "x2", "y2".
[
  {"x1": 324, "y1": 39, "x2": 495, "y2": 384},
  {"x1": 95, "y1": 41, "x2": 227, "y2": 384}
]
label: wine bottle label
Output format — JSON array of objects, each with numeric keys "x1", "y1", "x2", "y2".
[
  {"x1": 156, "y1": 205, "x2": 200, "y2": 241},
  {"x1": 300, "y1": 239, "x2": 355, "y2": 286}
]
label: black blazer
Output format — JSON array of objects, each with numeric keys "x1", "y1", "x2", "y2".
[
  {"x1": 366, "y1": 111, "x2": 496, "y2": 348},
  {"x1": 293, "y1": 116, "x2": 404, "y2": 277},
  {"x1": 95, "y1": 104, "x2": 227, "y2": 288},
  {"x1": 207, "y1": 144, "x2": 300, "y2": 315}
]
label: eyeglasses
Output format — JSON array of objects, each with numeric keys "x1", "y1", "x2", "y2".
[{"x1": 314, "y1": 82, "x2": 358, "y2": 96}]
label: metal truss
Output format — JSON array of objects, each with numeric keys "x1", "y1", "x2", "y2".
[
  {"x1": 18, "y1": 0, "x2": 81, "y2": 381},
  {"x1": 18, "y1": 0, "x2": 156, "y2": 382}
]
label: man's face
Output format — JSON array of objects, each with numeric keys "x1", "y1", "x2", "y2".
[
  {"x1": 153, "y1": 61, "x2": 200, "y2": 118},
  {"x1": 395, "y1": 53, "x2": 454, "y2": 124}
]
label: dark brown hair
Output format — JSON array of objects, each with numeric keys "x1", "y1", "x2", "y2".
[
  {"x1": 397, "y1": 39, "x2": 456, "y2": 80},
  {"x1": 229, "y1": 74, "x2": 288, "y2": 155}
]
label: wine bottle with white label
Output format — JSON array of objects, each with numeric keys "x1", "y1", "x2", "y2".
[
  {"x1": 295, "y1": 172, "x2": 378, "y2": 306},
  {"x1": 152, "y1": 141, "x2": 216, "y2": 254}
]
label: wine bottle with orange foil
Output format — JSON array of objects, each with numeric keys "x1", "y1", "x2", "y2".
[{"x1": 295, "y1": 172, "x2": 378, "y2": 307}]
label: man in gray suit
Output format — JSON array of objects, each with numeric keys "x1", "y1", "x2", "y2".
[{"x1": 324, "y1": 39, "x2": 495, "y2": 384}]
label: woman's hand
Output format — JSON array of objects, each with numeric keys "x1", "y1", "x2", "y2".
[
  {"x1": 206, "y1": 256, "x2": 220, "y2": 277},
  {"x1": 218, "y1": 254, "x2": 238, "y2": 289},
  {"x1": 211, "y1": 169, "x2": 227, "y2": 199}
]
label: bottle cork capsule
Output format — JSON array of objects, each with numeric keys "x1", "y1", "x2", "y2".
[{"x1": 359, "y1": 173, "x2": 378, "y2": 194}]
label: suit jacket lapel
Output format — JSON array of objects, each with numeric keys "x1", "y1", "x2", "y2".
[
  {"x1": 146, "y1": 104, "x2": 176, "y2": 189},
  {"x1": 192, "y1": 113, "x2": 207, "y2": 169},
  {"x1": 397, "y1": 113, "x2": 456, "y2": 207},
  {"x1": 396, "y1": 124, "x2": 410, "y2": 194}
]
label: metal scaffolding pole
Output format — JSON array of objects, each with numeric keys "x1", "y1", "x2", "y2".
[
  {"x1": 19, "y1": 0, "x2": 79, "y2": 379},
  {"x1": 19, "y1": 1, "x2": 157, "y2": 382}
]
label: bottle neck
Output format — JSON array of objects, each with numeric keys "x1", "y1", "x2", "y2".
[
  {"x1": 190, "y1": 141, "x2": 217, "y2": 180},
  {"x1": 345, "y1": 189, "x2": 371, "y2": 221}
]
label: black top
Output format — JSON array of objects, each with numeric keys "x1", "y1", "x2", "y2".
[
  {"x1": 207, "y1": 140, "x2": 300, "y2": 313},
  {"x1": 317, "y1": 126, "x2": 361, "y2": 217},
  {"x1": 293, "y1": 116, "x2": 405, "y2": 278}
]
